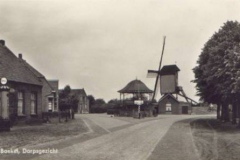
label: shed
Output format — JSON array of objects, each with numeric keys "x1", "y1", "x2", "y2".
[{"x1": 158, "y1": 94, "x2": 191, "y2": 114}]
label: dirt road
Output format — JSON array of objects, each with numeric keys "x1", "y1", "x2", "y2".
[{"x1": 30, "y1": 114, "x2": 212, "y2": 160}]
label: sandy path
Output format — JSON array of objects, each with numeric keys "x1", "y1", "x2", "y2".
[{"x1": 32, "y1": 115, "x2": 203, "y2": 160}]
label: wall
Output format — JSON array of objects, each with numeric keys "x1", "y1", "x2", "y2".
[
  {"x1": 7, "y1": 81, "x2": 42, "y2": 120},
  {"x1": 158, "y1": 96, "x2": 180, "y2": 114}
]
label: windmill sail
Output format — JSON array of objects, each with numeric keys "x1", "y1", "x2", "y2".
[
  {"x1": 147, "y1": 70, "x2": 158, "y2": 78},
  {"x1": 152, "y1": 76, "x2": 160, "y2": 101},
  {"x1": 151, "y1": 36, "x2": 166, "y2": 101}
]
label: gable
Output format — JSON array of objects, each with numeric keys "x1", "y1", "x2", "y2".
[
  {"x1": 71, "y1": 89, "x2": 87, "y2": 96},
  {"x1": 159, "y1": 94, "x2": 179, "y2": 104},
  {"x1": 48, "y1": 80, "x2": 59, "y2": 92}
]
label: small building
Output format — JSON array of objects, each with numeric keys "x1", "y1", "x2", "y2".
[
  {"x1": 70, "y1": 89, "x2": 89, "y2": 114},
  {"x1": 158, "y1": 94, "x2": 191, "y2": 114},
  {"x1": 46, "y1": 80, "x2": 59, "y2": 112}
]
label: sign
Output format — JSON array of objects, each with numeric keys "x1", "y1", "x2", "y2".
[
  {"x1": 1, "y1": 77, "x2": 7, "y2": 85},
  {"x1": 134, "y1": 100, "x2": 144, "y2": 105}
]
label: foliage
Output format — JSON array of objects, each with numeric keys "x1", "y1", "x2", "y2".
[
  {"x1": 59, "y1": 85, "x2": 79, "y2": 111},
  {"x1": 95, "y1": 98, "x2": 106, "y2": 105},
  {"x1": 87, "y1": 95, "x2": 95, "y2": 113},
  {"x1": 90, "y1": 98, "x2": 107, "y2": 113},
  {"x1": 193, "y1": 21, "x2": 240, "y2": 104}
]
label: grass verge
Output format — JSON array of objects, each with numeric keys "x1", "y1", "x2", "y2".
[
  {"x1": 0, "y1": 117, "x2": 89, "y2": 149},
  {"x1": 191, "y1": 118, "x2": 240, "y2": 160}
]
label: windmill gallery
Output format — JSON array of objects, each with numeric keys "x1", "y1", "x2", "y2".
[{"x1": 108, "y1": 37, "x2": 198, "y2": 117}]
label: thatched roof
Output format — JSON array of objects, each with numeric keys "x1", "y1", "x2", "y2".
[{"x1": 118, "y1": 79, "x2": 153, "y2": 94}]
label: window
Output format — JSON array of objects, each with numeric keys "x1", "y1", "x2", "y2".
[
  {"x1": 48, "y1": 97, "x2": 53, "y2": 111},
  {"x1": 18, "y1": 91, "x2": 24, "y2": 115},
  {"x1": 30, "y1": 92, "x2": 37, "y2": 115},
  {"x1": 166, "y1": 103, "x2": 172, "y2": 112}
]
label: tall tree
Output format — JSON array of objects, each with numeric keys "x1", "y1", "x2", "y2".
[
  {"x1": 87, "y1": 95, "x2": 95, "y2": 113},
  {"x1": 59, "y1": 85, "x2": 72, "y2": 111},
  {"x1": 193, "y1": 21, "x2": 240, "y2": 122},
  {"x1": 59, "y1": 85, "x2": 79, "y2": 119},
  {"x1": 91, "y1": 98, "x2": 107, "y2": 113}
]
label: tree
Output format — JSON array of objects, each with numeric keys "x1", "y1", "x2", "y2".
[
  {"x1": 95, "y1": 99, "x2": 106, "y2": 106},
  {"x1": 59, "y1": 85, "x2": 72, "y2": 111},
  {"x1": 91, "y1": 98, "x2": 107, "y2": 113},
  {"x1": 59, "y1": 85, "x2": 79, "y2": 120},
  {"x1": 87, "y1": 95, "x2": 95, "y2": 113},
  {"x1": 193, "y1": 21, "x2": 240, "y2": 122}
]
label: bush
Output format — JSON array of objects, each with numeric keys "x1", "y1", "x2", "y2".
[{"x1": 0, "y1": 117, "x2": 10, "y2": 131}]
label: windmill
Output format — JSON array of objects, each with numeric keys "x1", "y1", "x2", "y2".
[{"x1": 147, "y1": 37, "x2": 198, "y2": 105}]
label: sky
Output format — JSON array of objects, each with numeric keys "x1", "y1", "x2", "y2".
[{"x1": 1, "y1": 0, "x2": 240, "y2": 102}]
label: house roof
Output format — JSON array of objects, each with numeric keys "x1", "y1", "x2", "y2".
[
  {"x1": 71, "y1": 89, "x2": 87, "y2": 96},
  {"x1": 160, "y1": 65, "x2": 180, "y2": 75},
  {"x1": 118, "y1": 79, "x2": 153, "y2": 94},
  {"x1": 21, "y1": 59, "x2": 45, "y2": 78},
  {"x1": 0, "y1": 42, "x2": 42, "y2": 86},
  {"x1": 159, "y1": 93, "x2": 179, "y2": 103}
]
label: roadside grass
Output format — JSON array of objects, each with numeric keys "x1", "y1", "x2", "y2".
[
  {"x1": 0, "y1": 118, "x2": 89, "y2": 149},
  {"x1": 191, "y1": 118, "x2": 240, "y2": 160}
]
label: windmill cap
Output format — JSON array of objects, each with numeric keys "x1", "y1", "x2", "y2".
[{"x1": 160, "y1": 65, "x2": 180, "y2": 75}]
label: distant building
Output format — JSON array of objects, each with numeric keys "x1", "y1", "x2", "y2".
[
  {"x1": 46, "y1": 80, "x2": 59, "y2": 112},
  {"x1": 0, "y1": 40, "x2": 58, "y2": 124},
  {"x1": 158, "y1": 94, "x2": 191, "y2": 114},
  {"x1": 71, "y1": 89, "x2": 89, "y2": 114}
]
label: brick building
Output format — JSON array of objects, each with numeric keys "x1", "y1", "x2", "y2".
[
  {"x1": 0, "y1": 40, "x2": 58, "y2": 124},
  {"x1": 158, "y1": 94, "x2": 191, "y2": 114}
]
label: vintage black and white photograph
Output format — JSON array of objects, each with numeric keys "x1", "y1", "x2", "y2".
[{"x1": 0, "y1": 0, "x2": 240, "y2": 159}]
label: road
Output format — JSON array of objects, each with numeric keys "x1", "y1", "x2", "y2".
[{"x1": 29, "y1": 114, "x2": 213, "y2": 160}]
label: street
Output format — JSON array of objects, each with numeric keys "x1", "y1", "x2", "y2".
[{"x1": 28, "y1": 114, "x2": 213, "y2": 160}]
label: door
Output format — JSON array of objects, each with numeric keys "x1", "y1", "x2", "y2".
[{"x1": 182, "y1": 106, "x2": 188, "y2": 114}]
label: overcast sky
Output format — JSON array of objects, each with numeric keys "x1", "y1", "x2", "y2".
[{"x1": 1, "y1": 0, "x2": 240, "y2": 102}]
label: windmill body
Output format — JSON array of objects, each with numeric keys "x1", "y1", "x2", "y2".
[{"x1": 159, "y1": 65, "x2": 179, "y2": 94}]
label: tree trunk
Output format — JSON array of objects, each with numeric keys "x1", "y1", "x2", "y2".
[
  {"x1": 217, "y1": 103, "x2": 221, "y2": 120},
  {"x1": 58, "y1": 111, "x2": 61, "y2": 123},
  {"x1": 222, "y1": 102, "x2": 230, "y2": 122},
  {"x1": 232, "y1": 102, "x2": 237, "y2": 124},
  {"x1": 220, "y1": 104, "x2": 224, "y2": 121},
  {"x1": 236, "y1": 94, "x2": 240, "y2": 127}
]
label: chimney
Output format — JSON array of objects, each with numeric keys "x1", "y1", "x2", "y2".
[
  {"x1": 18, "y1": 53, "x2": 22, "y2": 59},
  {"x1": 0, "y1": 40, "x2": 5, "y2": 46}
]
